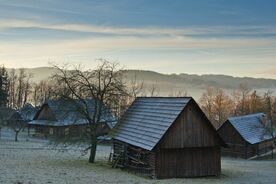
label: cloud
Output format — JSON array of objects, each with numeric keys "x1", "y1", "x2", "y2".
[
  {"x1": 0, "y1": 18, "x2": 276, "y2": 63},
  {"x1": 1, "y1": 19, "x2": 276, "y2": 38},
  {"x1": 1, "y1": 35, "x2": 275, "y2": 58},
  {"x1": 0, "y1": 19, "x2": 276, "y2": 79},
  {"x1": 1, "y1": 34, "x2": 275, "y2": 73},
  {"x1": 1, "y1": 19, "x2": 276, "y2": 58}
]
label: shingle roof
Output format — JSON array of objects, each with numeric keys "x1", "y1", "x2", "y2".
[
  {"x1": 18, "y1": 104, "x2": 39, "y2": 121},
  {"x1": 113, "y1": 97, "x2": 192, "y2": 150},
  {"x1": 7, "y1": 104, "x2": 38, "y2": 123},
  {"x1": 227, "y1": 113, "x2": 274, "y2": 144},
  {"x1": 31, "y1": 99, "x2": 116, "y2": 127},
  {"x1": 29, "y1": 119, "x2": 89, "y2": 126}
]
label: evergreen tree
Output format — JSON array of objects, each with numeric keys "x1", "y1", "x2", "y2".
[{"x1": 0, "y1": 66, "x2": 9, "y2": 107}]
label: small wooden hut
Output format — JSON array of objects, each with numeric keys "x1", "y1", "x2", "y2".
[
  {"x1": 29, "y1": 99, "x2": 116, "y2": 137},
  {"x1": 218, "y1": 113, "x2": 276, "y2": 159},
  {"x1": 112, "y1": 97, "x2": 225, "y2": 178},
  {"x1": 7, "y1": 104, "x2": 38, "y2": 134},
  {"x1": 8, "y1": 104, "x2": 38, "y2": 123}
]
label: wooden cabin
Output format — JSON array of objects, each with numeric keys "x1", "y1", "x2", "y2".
[
  {"x1": 218, "y1": 113, "x2": 275, "y2": 159},
  {"x1": 29, "y1": 99, "x2": 116, "y2": 138},
  {"x1": 112, "y1": 97, "x2": 225, "y2": 179},
  {"x1": 8, "y1": 104, "x2": 38, "y2": 124}
]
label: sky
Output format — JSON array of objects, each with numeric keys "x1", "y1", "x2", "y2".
[{"x1": 0, "y1": 0, "x2": 276, "y2": 78}]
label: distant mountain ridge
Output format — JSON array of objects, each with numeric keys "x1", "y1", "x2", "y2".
[{"x1": 7, "y1": 67, "x2": 276, "y2": 99}]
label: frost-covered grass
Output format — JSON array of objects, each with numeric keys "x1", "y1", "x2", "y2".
[
  {"x1": 253, "y1": 150, "x2": 276, "y2": 161},
  {"x1": 0, "y1": 140, "x2": 276, "y2": 184}
]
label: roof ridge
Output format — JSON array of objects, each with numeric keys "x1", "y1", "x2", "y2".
[
  {"x1": 113, "y1": 97, "x2": 192, "y2": 150},
  {"x1": 226, "y1": 112, "x2": 273, "y2": 144}
]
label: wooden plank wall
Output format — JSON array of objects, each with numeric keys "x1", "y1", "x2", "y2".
[
  {"x1": 218, "y1": 121, "x2": 245, "y2": 144},
  {"x1": 112, "y1": 101, "x2": 222, "y2": 178},
  {"x1": 155, "y1": 147, "x2": 221, "y2": 178},
  {"x1": 36, "y1": 105, "x2": 56, "y2": 120},
  {"x1": 218, "y1": 121, "x2": 249, "y2": 158},
  {"x1": 158, "y1": 102, "x2": 219, "y2": 149},
  {"x1": 218, "y1": 122, "x2": 275, "y2": 158}
]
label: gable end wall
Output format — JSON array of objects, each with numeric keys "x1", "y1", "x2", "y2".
[{"x1": 157, "y1": 101, "x2": 220, "y2": 149}]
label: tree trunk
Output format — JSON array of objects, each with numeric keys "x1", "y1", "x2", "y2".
[
  {"x1": 272, "y1": 144, "x2": 274, "y2": 159},
  {"x1": 28, "y1": 126, "x2": 30, "y2": 136},
  {"x1": 15, "y1": 131, "x2": 19, "y2": 142},
  {"x1": 89, "y1": 134, "x2": 98, "y2": 163}
]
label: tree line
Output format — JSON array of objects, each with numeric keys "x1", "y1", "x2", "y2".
[
  {"x1": 0, "y1": 66, "x2": 56, "y2": 109},
  {"x1": 1, "y1": 65, "x2": 275, "y2": 127},
  {"x1": 199, "y1": 83, "x2": 276, "y2": 129},
  {"x1": 0, "y1": 62, "x2": 275, "y2": 163},
  {"x1": 1, "y1": 64, "x2": 276, "y2": 128}
]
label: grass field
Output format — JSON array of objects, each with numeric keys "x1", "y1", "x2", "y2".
[{"x1": 0, "y1": 139, "x2": 276, "y2": 184}]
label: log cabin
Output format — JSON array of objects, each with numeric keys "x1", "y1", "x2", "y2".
[
  {"x1": 29, "y1": 99, "x2": 116, "y2": 138},
  {"x1": 112, "y1": 97, "x2": 225, "y2": 179},
  {"x1": 7, "y1": 104, "x2": 38, "y2": 133},
  {"x1": 8, "y1": 104, "x2": 38, "y2": 124},
  {"x1": 218, "y1": 113, "x2": 276, "y2": 159}
]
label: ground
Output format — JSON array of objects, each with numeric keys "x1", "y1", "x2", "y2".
[{"x1": 0, "y1": 129, "x2": 276, "y2": 184}]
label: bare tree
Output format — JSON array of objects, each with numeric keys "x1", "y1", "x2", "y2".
[
  {"x1": 272, "y1": 97, "x2": 276, "y2": 126},
  {"x1": 200, "y1": 87, "x2": 233, "y2": 128},
  {"x1": 52, "y1": 60, "x2": 127, "y2": 163},
  {"x1": 263, "y1": 90, "x2": 273, "y2": 121},
  {"x1": 32, "y1": 79, "x2": 56, "y2": 106},
  {"x1": 148, "y1": 81, "x2": 160, "y2": 97},
  {"x1": 8, "y1": 69, "x2": 17, "y2": 108},
  {"x1": 8, "y1": 69, "x2": 33, "y2": 109},
  {"x1": 249, "y1": 90, "x2": 263, "y2": 113},
  {"x1": 200, "y1": 87, "x2": 216, "y2": 124},
  {"x1": 258, "y1": 114, "x2": 276, "y2": 159},
  {"x1": 7, "y1": 113, "x2": 27, "y2": 142},
  {"x1": 32, "y1": 83, "x2": 40, "y2": 106},
  {"x1": 168, "y1": 89, "x2": 188, "y2": 97},
  {"x1": 213, "y1": 88, "x2": 233, "y2": 128},
  {"x1": 232, "y1": 83, "x2": 251, "y2": 115},
  {"x1": 114, "y1": 73, "x2": 145, "y2": 118},
  {"x1": 23, "y1": 73, "x2": 33, "y2": 106},
  {"x1": 16, "y1": 69, "x2": 27, "y2": 108},
  {"x1": 129, "y1": 73, "x2": 144, "y2": 99}
]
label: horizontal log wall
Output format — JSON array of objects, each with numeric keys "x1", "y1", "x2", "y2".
[{"x1": 112, "y1": 140, "x2": 155, "y2": 177}]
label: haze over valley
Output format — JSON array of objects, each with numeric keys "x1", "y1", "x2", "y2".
[{"x1": 8, "y1": 67, "x2": 276, "y2": 99}]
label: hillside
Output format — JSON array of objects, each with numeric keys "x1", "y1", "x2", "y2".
[{"x1": 7, "y1": 67, "x2": 276, "y2": 99}]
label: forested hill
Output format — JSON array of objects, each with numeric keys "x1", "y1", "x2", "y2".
[{"x1": 7, "y1": 67, "x2": 276, "y2": 99}]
